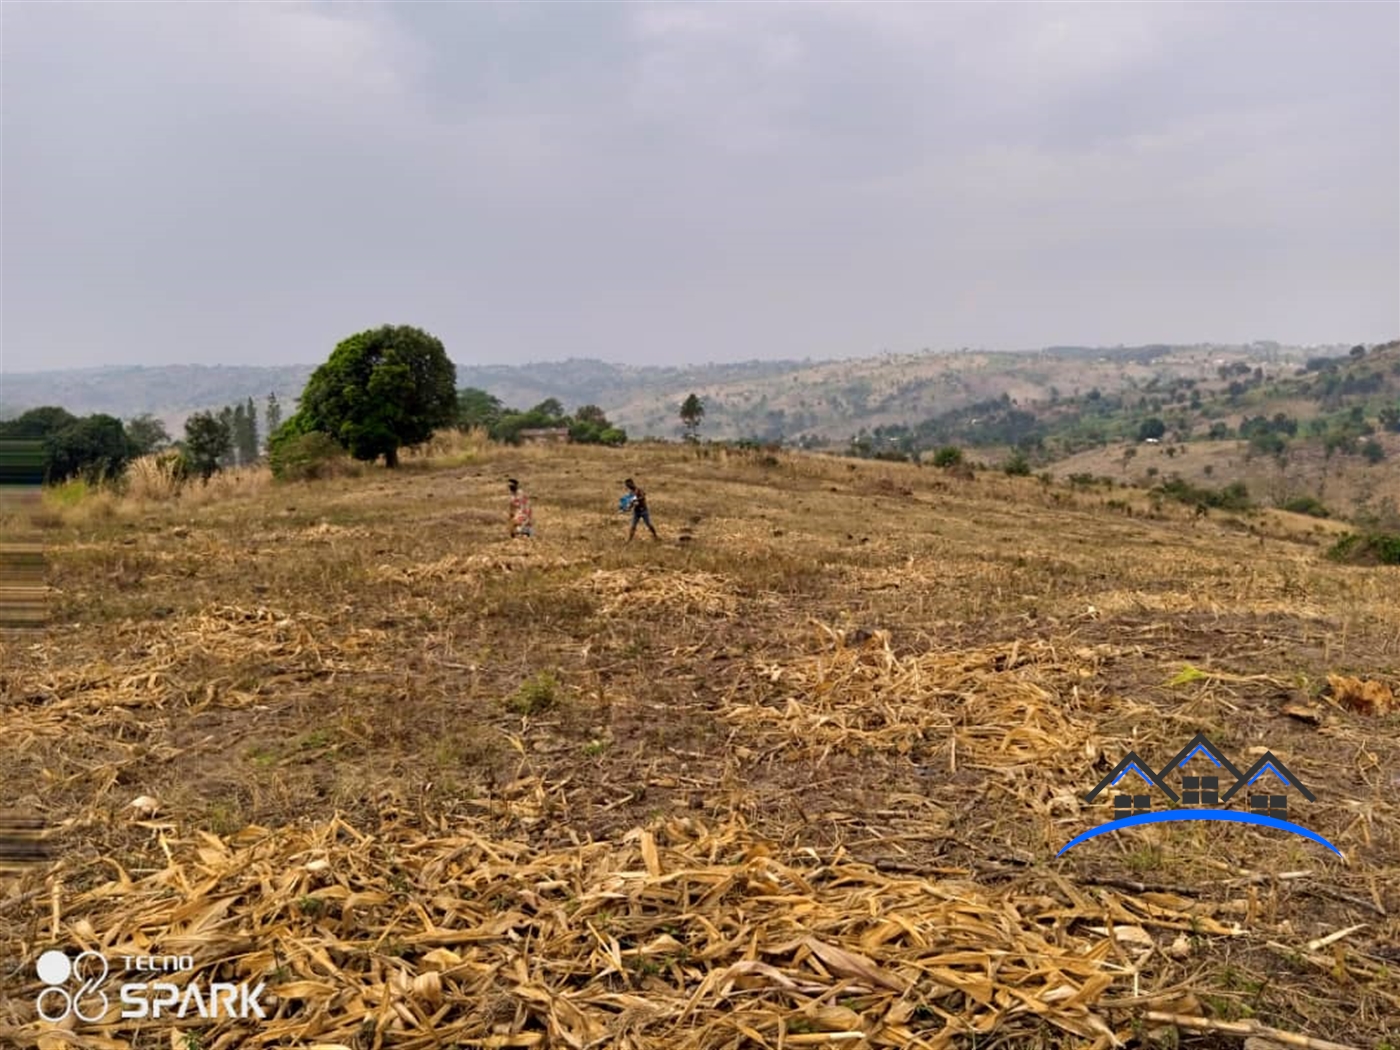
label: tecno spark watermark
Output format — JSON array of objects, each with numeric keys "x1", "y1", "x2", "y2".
[{"x1": 35, "y1": 949, "x2": 266, "y2": 1023}]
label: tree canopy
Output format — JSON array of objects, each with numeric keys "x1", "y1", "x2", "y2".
[
  {"x1": 0, "y1": 406, "x2": 132, "y2": 483},
  {"x1": 295, "y1": 325, "x2": 457, "y2": 467},
  {"x1": 183, "y1": 411, "x2": 232, "y2": 481},
  {"x1": 680, "y1": 393, "x2": 705, "y2": 441}
]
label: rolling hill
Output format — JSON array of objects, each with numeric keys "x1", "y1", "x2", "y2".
[{"x1": 0, "y1": 341, "x2": 1351, "y2": 444}]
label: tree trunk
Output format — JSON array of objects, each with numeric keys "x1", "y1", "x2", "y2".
[{"x1": 385, "y1": 447, "x2": 399, "y2": 469}]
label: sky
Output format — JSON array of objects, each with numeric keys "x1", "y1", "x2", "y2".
[{"x1": 2, "y1": 0, "x2": 1398, "y2": 372}]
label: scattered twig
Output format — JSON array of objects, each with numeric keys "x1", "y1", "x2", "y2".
[
  {"x1": 1143, "y1": 1012, "x2": 1363, "y2": 1050},
  {"x1": 1078, "y1": 875, "x2": 1201, "y2": 896},
  {"x1": 1306, "y1": 923, "x2": 1367, "y2": 953},
  {"x1": 1300, "y1": 883, "x2": 1387, "y2": 917}
]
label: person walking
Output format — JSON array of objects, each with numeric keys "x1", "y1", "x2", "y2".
[
  {"x1": 624, "y1": 478, "x2": 657, "y2": 542},
  {"x1": 508, "y1": 478, "x2": 534, "y2": 538}
]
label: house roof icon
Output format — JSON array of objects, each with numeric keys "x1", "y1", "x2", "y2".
[
  {"x1": 1156, "y1": 731, "x2": 1243, "y2": 782},
  {"x1": 1085, "y1": 750, "x2": 1181, "y2": 804},
  {"x1": 1220, "y1": 750, "x2": 1317, "y2": 803}
]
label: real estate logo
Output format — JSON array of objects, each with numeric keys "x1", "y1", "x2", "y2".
[{"x1": 1058, "y1": 731, "x2": 1342, "y2": 858}]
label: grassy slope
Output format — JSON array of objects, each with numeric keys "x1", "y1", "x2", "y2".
[{"x1": 2, "y1": 439, "x2": 1398, "y2": 1047}]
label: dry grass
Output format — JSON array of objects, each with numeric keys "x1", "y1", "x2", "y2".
[{"x1": 2, "y1": 443, "x2": 1398, "y2": 1049}]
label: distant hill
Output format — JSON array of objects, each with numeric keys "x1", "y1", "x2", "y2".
[
  {"x1": 0, "y1": 341, "x2": 1352, "y2": 443},
  {"x1": 937, "y1": 339, "x2": 1400, "y2": 527}
]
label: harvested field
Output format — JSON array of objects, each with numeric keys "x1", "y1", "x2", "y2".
[{"x1": 2, "y1": 444, "x2": 1398, "y2": 1050}]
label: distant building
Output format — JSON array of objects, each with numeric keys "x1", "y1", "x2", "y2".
[{"x1": 517, "y1": 427, "x2": 571, "y2": 445}]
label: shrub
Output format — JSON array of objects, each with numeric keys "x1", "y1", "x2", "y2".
[
  {"x1": 1326, "y1": 532, "x2": 1400, "y2": 566},
  {"x1": 1002, "y1": 451, "x2": 1032, "y2": 476},
  {"x1": 1280, "y1": 496, "x2": 1331, "y2": 519},
  {"x1": 509, "y1": 672, "x2": 561, "y2": 715},
  {"x1": 1361, "y1": 439, "x2": 1386, "y2": 464},
  {"x1": 931, "y1": 446, "x2": 964, "y2": 468},
  {"x1": 1154, "y1": 477, "x2": 1252, "y2": 512},
  {"x1": 269, "y1": 431, "x2": 350, "y2": 482}
]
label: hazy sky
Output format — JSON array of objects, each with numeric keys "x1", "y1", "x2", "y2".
[{"x1": 3, "y1": 1, "x2": 1397, "y2": 372}]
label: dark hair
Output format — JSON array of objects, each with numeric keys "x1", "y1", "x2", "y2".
[
  {"x1": 624, "y1": 478, "x2": 635, "y2": 488},
  {"x1": 508, "y1": 478, "x2": 519, "y2": 489}
]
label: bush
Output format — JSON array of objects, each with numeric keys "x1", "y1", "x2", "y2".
[
  {"x1": 1326, "y1": 532, "x2": 1400, "y2": 566},
  {"x1": 1361, "y1": 439, "x2": 1386, "y2": 464},
  {"x1": 1280, "y1": 496, "x2": 1330, "y2": 519},
  {"x1": 931, "y1": 446, "x2": 963, "y2": 468},
  {"x1": 1002, "y1": 451, "x2": 1032, "y2": 476},
  {"x1": 269, "y1": 431, "x2": 350, "y2": 482},
  {"x1": 509, "y1": 672, "x2": 561, "y2": 715},
  {"x1": 1154, "y1": 477, "x2": 1252, "y2": 512}
]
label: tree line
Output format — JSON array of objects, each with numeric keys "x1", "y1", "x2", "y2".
[
  {"x1": 2, "y1": 324, "x2": 716, "y2": 486},
  {"x1": 0, "y1": 393, "x2": 284, "y2": 485}
]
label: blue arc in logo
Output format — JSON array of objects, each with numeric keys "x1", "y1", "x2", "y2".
[{"x1": 1058, "y1": 809, "x2": 1343, "y2": 858}]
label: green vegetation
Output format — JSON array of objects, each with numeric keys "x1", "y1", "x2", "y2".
[
  {"x1": 476, "y1": 394, "x2": 628, "y2": 447},
  {"x1": 509, "y1": 672, "x2": 562, "y2": 715},
  {"x1": 1002, "y1": 450, "x2": 1032, "y2": 476},
  {"x1": 293, "y1": 324, "x2": 458, "y2": 468},
  {"x1": 1279, "y1": 496, "x2": 1331, "y2": 519},
  {"x1": 680, "y1": 393, "x2": 705, "y2": 443},
  {"x1": 1153, "y1": 477, "x2": 1252, "y2": 512},
  {"x1": 182, "y1": 411, "x2": 232, "y2": 482},
  {"x1": 1327, "y1": 531, "x2": 1400, "y2": 566},
  {"x1": 268, "y1": 431, "x2": 351, "y2": 482},
  {"x1": 0, "y1": 406, "x2": 132, "y2": 484}
]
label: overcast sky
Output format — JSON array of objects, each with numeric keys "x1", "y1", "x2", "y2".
[{"x1": 3, "y1": 1, "x2": 1397, "y2": 372}]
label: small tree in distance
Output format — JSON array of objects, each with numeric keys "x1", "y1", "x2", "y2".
[
  {"x1": 265, "y1": 393, "x2": 282, "y2": 450},
  {"x1": 124, "y1": 413, "x2": 171, "y2": 457},
  {"x1": 183, "y1": 411, "x2": 232, "y2": 482},
  {"x1": 680, "y1": 393, "x2": 705, "y2": 442}
]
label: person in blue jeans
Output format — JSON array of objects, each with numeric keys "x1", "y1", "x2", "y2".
[{"x1": 624, "y1": 478, "x2": 658, "y2": 542}]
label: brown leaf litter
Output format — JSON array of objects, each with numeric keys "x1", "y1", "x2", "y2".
[
  {"x1": 1324, "y1": 674, "x2": 1395, "y2": 717},
  {"x1": 0, "y1": 808, "x2": 1239, "y2": 1050}
]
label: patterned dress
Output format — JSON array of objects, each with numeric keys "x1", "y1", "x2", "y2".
[{"x1": 510, "y1": 492, "x2": 534, "y2": 537}]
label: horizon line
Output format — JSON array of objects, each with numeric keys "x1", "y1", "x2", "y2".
[{"x1": 3, "y1": 340, "x2": 1375, "y2": 378}]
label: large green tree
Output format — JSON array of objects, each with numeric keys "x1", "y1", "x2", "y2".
[
  {"x1": 296, "y1": 325, "x2": 457, "y2": 467},
  {"x1": 46, "y1": 414, "x2": 131, "y2": 483},
  {"x1": 0, "y1": 406, "x2": 79, "y2": 440},
  {"x1": 0, "y1": 407, "x2": 133, "y2": 483}
]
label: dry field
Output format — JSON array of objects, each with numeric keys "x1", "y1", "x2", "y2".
[{"x1": 2, "y1": 439, "x2": 1398, "y2": 1050}]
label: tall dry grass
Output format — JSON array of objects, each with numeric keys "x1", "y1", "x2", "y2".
[
  {"x1": 400, "y1": 427, "x2": 492, "y2": 469},
  {"x1": 39, "y1": 455, "x2": 275, "y2": 525}
]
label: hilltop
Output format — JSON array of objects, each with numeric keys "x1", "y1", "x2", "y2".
[{"x1": 2, "y1": 439, "x2": 1397, "y2": 1047}]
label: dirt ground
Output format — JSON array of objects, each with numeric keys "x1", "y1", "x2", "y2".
[{"x1": 2, "y1": 441, "x2": 1398, "y2": 1049}]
